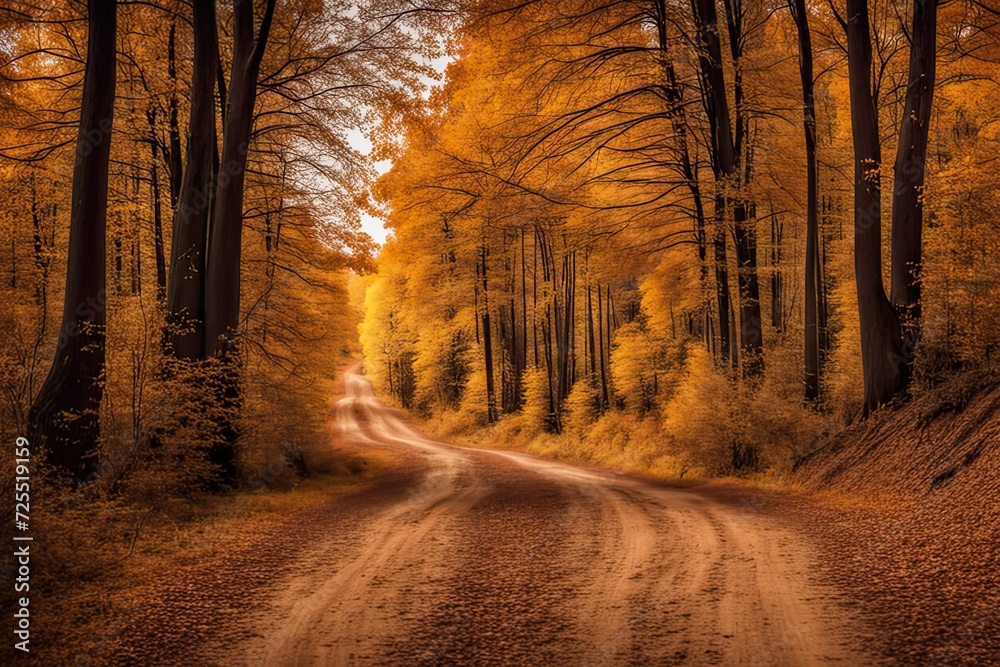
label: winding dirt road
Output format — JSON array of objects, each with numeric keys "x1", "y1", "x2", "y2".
[{"x1": 232, "y1": 369, "x2": 879, "y2": 666}]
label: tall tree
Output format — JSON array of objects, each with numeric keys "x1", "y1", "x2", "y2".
[
  {"x1": 166, "y1": 0, "x2": 219, "y2": 360},
  {"x1": 890, "y1": 0, "x2": 938, "y2": 361},
  {"x1": 721, "y1": 0, "x2": 765, "y2": 379},
  {"x1": 144, "y1": 104, "x2": 167, "y2": 302},
  {"x1": 844, "y1": 0, "x2": 907, "y2": 413},
  {"x1": 27, "y1": 0, "x2": 118, "y2": 480},
  {"x1": 202, "y1": 0, "x2": 276, "y2": 480},
  {"x1": 166, "y1": 20, "x2": 184, "y2": 207},
  {"x1": 788, "y1": 0, "x2": 821, "y2": 401},
  {"x1": 204, "y1": 0, "x2": 276, "y2": 357},
  {"x1": 692, "y1": 0, "x2": 737, "y2": 368}
]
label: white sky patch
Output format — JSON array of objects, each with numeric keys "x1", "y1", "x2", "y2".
[
  {"x1": 348, "y1": 53, "x2": 452, "y2": 247},
  {"x1": 347, "y1": 128, "x2": 394, "y2": 245}
]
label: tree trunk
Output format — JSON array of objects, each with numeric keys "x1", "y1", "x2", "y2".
[
  {"x1": 204, "y1": 0, "x2": 276, "y2": 357},
  {"x1": 845, "y1": 0, "x2": 907, "y2": 414},
  {"x1": 789, "y1": 0, "x2": 821, "y2": 401},
  {"x1": 890, "y1": 0, "x2": 937, "y2": 364},
  {"x1": 723, "y1": 0, "x2": 764, "y2": 378},
  {"x1": 770, "y1": 209, "x2": 783, "y2": 333},
  {"x1": 147, "y1": 112, "x2": 167, "y2": 302},
  {"x1": 165, "y1": 0, "x2": 219, "y2": 360},
  {"x1": 532, "y1": 227, "x2": 539, "y2": 368},
  {"x1": 201, "y1": 0, "x2": 276, "y2": 482},
  {"x1": 693, "y1": 0, "x2": 736, "y2": 367},
  {"x1": 713, "y1": 193, "x2": 733, "y2": 366},
  {"x1": 733, "y1": 199, "x2": 763, "y2": 377},
  {"x1": 520, "y1": 228, "x2": 528, "y2": 382},
  {"x1": 481, "y1": 245, "x2": 497, "y2": 423},
  {"x1": 166, "y1": 20, "x2": 183, "y2": 208},
  {"x1": 597, "y1": 284, "x2": 609, "y2": 411},
  {"x1": 27, "y1": 0, "x2": 117, "y2": 481},
  {"x1": 587, "y1": 284, "x2": 597, "y2": 376}
]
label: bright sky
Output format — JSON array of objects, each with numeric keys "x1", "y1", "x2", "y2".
[
  {"x1": 349, "y1": 53, "x2": 452, "y2": 248},
  {"x1": 347, "y1": 128, "x2": 394, "y2": 246}
]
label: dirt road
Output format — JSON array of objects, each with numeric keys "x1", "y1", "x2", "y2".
[{"x1": 230, "y1": 369, "x2": 879, "y2": 666}]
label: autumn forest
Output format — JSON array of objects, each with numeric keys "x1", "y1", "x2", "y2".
[{"x1": 1, "y1": 0, "x2": 998, "y2": 664}]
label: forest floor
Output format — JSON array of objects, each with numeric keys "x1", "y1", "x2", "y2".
[
  {"x1": 34, "y1": 369, "x2": 998, "y2": 666},
  {"x1": 791, "y1": 373, "x2": 1000, "y2": 666}
]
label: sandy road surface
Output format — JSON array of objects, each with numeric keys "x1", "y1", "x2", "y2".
[{"x1": 232, "y1": 369, "x2": 879, "y2": 666}]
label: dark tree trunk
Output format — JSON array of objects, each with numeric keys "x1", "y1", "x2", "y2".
[
  {"x1": 733, "y1": 199, "x2": 763, "y2": 377},
  {"x1": 713, "y1": 193, "x2": 733, "y2": 366},
  {"x1": 653, "y1": 2, "x2": 708, "y2": 289},
  {"x1": 146, "y1": 108, "x2": 167, "y2": 302},
  {"x1": 789, "y1": 0, "x2": 821, "y2": 401},
  {"x1": 587, "y1": 284, "x2": 597, "y2": 376},
  {"x1": 217, "y1": 54, "x2": 228, "y2": 133},
  {"x1": 204, "y1": 0, "x2": 276, "y2": 482},
  {"x1": 692, "y1": 0, "x2": 736, "y2": 367},
  {"x1": 481, "y1": 246, "x2": 497, "y2": 423},
  {"x1": 165, "y1": 0, "x2": 218, "y2": 360},
  {"x1": 114, "y1": 236, "x2": 123, "y2": 294},
  {"x1": 30, "y1": 177, "x2": 50, "y2": 306},
  {"x1": 538, "y1": 229, "x2": 559, "y2": 429},
  {"x1": 819, "y1": 226, "x2": 831, "y2": 360},
  {"x1": 890, "y1": 0, "x2": 937, "y2": 363},
  {"x1": 562, "y1": 252, "x2": 576, "y2": 396},
  {"x1": 597, "y1": 284, "x2": 609, "y2": 411},
  {"x1": 693, "y1": 0, "x2": 735, "y2": 171},
  {"x1": 166, "y1": 20, "x2": 183, "y2": 208},
  {"x1": 730, "y1": 296, "x2": 739, "y2": 370},
  {"x1": 201, "y1": 0, "x2": 275, "y2": 483},
  {"x1": 27, "y1": 0, "x2": 117, "y2": 481},
  {"x1": 723, "y1": 0, "x2": 764, "y2": 378},
  {"x1": 532, "y1": 227, "x2": 539, "y2": 367},
  {"x1": 204, "y1": 0, "x2": 276, "y2": 357},
  {"x1": 845, "y1": 0, "x2": 907, "y2": 414},
  {"x1": 520, "y1": 228, "x2": 528, "y2": 381},
  {"x1": 770, "y1": 209, "x2": 783, "y2": 332},
  {"x1": 553, "y1": 254, "x2": 565, "y2": 405}
]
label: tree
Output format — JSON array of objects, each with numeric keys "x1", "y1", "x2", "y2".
[
  {"x1": 166, "y1": 0, "x2": 219, "y2": 360},
  {"x1": 27, "y1": 0, "x2": 118, "y2": 479},
  {"x1": 889, "y1": 0, "x2": 937, "y2": 361},
  {"x1": 204, "y1": 0, "x2": 277, "y2": 359},
  {"x1": 691, "y1": 0, "x2": 736, "y2": 367},
  {"x1": 720, "y1": 0, "x2": 765, "y2": 379},
  {"x1": 788, "y1": 0, "x2": 821, "y2": 401},
  {"x1": 844, "y1": 0, "x2": 907, "y2": 414}
]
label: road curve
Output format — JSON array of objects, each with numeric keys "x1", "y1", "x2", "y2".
[{"x1": 235, "y1": 368, "x2": 879, "y2": 666}]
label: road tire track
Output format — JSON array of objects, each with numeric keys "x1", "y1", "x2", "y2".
[{"x1": 229, "y1": 369, "x2": 881, "y2": 666}]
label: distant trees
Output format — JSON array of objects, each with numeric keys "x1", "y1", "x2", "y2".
[{"x1": 360, "y1": 0, "x2": 991, "y2": 452}]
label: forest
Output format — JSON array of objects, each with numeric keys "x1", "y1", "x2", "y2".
[
  {"x1": 0, "y1": 0, "x2": 998, "y2": 664},
  {"x1": 360, "y1": 0, "x2": 1000, "y2": 477},
  {"x1": 0, "y1": 0, "x2": 434, "y2": 490}
]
